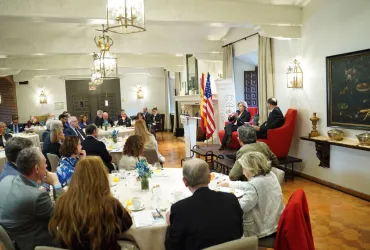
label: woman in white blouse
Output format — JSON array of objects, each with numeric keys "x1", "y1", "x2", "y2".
[
  {"x1": 119, "y1": 135, "x2": 146, "y2": 170},
  {"x1": 134, "y1": 119, "x2": 165, "y2": 163},
  {"x1": 219, "y1": 151, "x2": 284, "y2": 239}
]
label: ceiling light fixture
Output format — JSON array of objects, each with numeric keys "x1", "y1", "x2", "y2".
[
  {"x1": 106, "y1": 0, "x2": 145, "y2": 34},
  {"x1": 92, "y1": 25, "x2": 118, "y2": 79}
]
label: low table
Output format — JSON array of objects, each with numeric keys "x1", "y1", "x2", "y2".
[
  {"x1": 191, "y1": 144, "x2": 236, "y2": 170},
  {"x1": 278, "y1": 156, "x2": 302, "y2": 181},
  {"x1": 213, "y1": 156, "x2": 235, "y2": 175}
]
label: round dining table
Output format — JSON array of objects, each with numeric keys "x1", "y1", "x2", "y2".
[
  {"x1": 0, "y1": 150, "x2": 6, "y2": 173},
  {"x1": 12, "y1": 133, "x2": 41, "y2": 148},
  {"x1": 25, "y1": 126, "x2": 46, "y2": 142}
]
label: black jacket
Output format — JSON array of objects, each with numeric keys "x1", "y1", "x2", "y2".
[
  {"x1": 143, "y1": 112, "x2": 151, "y2": 124},
  {"x1": 260, "y1": 107, "x2": 285, "y2": 135},
  {"x1": 94, "y1": 116, "x2": 104, "y2": 128},
  {"x1": 64, "y1": 127, "x2": 86, "y2": 142},
  {"x1": 236, "y1": 110, "x2": 251, "y2": 126},
  {"x1": 117, "y1": 117, "x2": 131, "y2": 127},
  {"x1": 81, "y1": 136, "x2": 114, "y2": 173},
  {"x1": 165, "y1": 187, "x2": 243, "y2": 250},
  {"x1": 0, "y1": 133, "x2": 12, "y2": 148}
]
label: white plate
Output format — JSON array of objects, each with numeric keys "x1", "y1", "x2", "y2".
[
  {"x1": 128, "y1": 204, "x2": 145, "y2": 212},
  {"x1": 217, "y1": 187, "x2": 244, "y2": 198}
]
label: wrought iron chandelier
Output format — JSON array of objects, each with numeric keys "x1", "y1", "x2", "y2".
[
  {"x1": 106, "y1": 0, "x2": 145, "y2": 34},
  {"x1": 92, "y1": 26, "x2": 118, "y2": 79}
]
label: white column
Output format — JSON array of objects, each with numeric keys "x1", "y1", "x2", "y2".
[{"x1": 181, "y1": 115, "x2": 199, "y2": 158}]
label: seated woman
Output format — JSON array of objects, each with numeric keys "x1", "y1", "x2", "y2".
[
  {"x1": 134, "y1": 119, "x2": 165, "y2": 163},
  {"x1": 27, "y1": 116, "x2": 40, "y2": 127},
  {"x1": 49, "y1": 156, "x2": 133, "y2": 250},
  {"x1": 119, "y1": 135, "x2": 146, "y2": 170},
  {"x1": 219, "y1": 101, "x2": 251, "y2": 150},
  {"x1": 136, "y1": 112, "x2": 144, "y2": 121},
  {"x1": 219, "y1": 151, "x2": 284, "y2": 239},
  {"x1": 117, "y1": 110, "x2": 131, "y2": 127},
  {"x1": 56, "y1": 136, "x2": 86, "y2": 186},
  {"x1": 46, "y1": 126, "x2": 65, "y2": 158},
  {"x1": 78, "y1": 114, "x2": 90, "y2": 129}
]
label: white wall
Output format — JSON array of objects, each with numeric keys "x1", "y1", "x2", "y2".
[
  {"x1": 273, "y1": 0, "x2": 370, "y2": 195},
  {"x1": 233, "y1": 58, "x2": 255, "y2": 103},
  {"x1": 120, "y1": 70, "x2": 166, "y2": 118},
  {"x1": 16, "y1": 77, "x2": 67, "y2": 123},
  {"x1": 197, "y1": 60, "x2": 222, "y2": 94}
]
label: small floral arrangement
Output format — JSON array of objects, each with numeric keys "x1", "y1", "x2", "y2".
[
  {"x1": 136, "y1": 159, "x2": 151, "y2": 178},
  {"x1": 103, "y1": 120, "x2": 109, "y2": 130},
  {"x1": 111, "y1": 129, "x2": 118, "y2": 143}
]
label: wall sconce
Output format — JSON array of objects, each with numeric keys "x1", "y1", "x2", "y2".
[
  {"x1": 137, "y1": 86, "x2": 144, "y2": 99},
  {"x1": 39, "y1": 90, "x2": 47, "y2": 104},
  {"x1": 287, "y1": 59, "x2": 303, "y2": 88}
]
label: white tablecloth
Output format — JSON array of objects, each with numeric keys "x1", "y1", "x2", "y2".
[
  {"x1": 12, "y1": 133, "x2": 41, "y2": 148},
  {"x1": 0, "y1": 151, "x2": 6, "y2": 173},
  {"x1": 25, "y1": 126, "x2": 46, "y2": 142},
  {"x1": 98, "y1": 127, "x2": 135, "y2": 139}
]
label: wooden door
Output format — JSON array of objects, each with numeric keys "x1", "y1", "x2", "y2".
[
  {"x1": 71, "y1": 95, "x2": 91, "y2": 120},
  {"x1": 98, "y1": 94, "x2": 117, "y2": 118},
  {"x1": 244, "y1": 68, "x2": 258, "y2": 107}
]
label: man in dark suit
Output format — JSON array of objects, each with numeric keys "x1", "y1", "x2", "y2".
[
  {"x1": 143, "y1": 107, "x2": 151, "y2": 126},
  {"x1": 0, "y1": 121, "x2": 12, "y2": 148},
  {"x1": 94, "y1": 110, "x2": 104, "y2": 128},
  {"x1": 64, "y1": 116, "x2": 86, "y2": 141},
  {"x1": 0, "y1": 137, "x2": 33, "y2": 181},
  {"x1": 81, "y1": 124, "x2": 114, "y2": 173},
  {"x1": 253, "y1": 97, "x2": 285, "y2": 139},
  {"x1": 149, "y1": 108, "x2": 161, "y2": 136},
  {"x1": 0, "y1": 147, "x2": 63, "y2": 250},
  {"x1": 165, "y1": 158, "x2": 243, "y2": 250},
  {"x1": 102, "y1": 112, "x2": 114, "y2": 127},
  {"x1": 7, "y1": 115, "x2": 25, "y2": 134}
]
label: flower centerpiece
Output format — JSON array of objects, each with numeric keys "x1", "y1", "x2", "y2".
[
  {"x1": 136, "y1": 159, "x2": 151, "y2": 191},
  {"x1": 103, "y1": 120, "x2": 109, "y2": 131},
  {"x1": 111, "y1": 129, "x2": 118, "y2": 143}
]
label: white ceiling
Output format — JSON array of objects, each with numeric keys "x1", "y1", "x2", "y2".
[{"x1": 0, "y1": 0, "x2": 310, "y2": 81}]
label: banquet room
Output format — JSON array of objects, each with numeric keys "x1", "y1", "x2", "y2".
[{"x1": 1, "y1": 0, "x2": 370, "y2": 249}]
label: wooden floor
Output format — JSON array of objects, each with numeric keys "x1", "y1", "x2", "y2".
[{"x1": 158, "y1": 132, "x2": 370, "y2": 250}]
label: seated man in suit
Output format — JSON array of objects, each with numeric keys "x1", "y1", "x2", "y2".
[
  {"x1": 64, "y1": 116, "x2": 86, "y2": 142},
  {"x1": 7, "y1": 115, "x2": 24, "y2": 134},
  {"x1": 229, "y1": 125, "x2": 279, "y2": 181},
  {"x1": 0, "y1": 122, "x2": 12, "y2": 148},
  {"x1": 102, "y1": 112, "x2": 114, "y2": 127},
  {"x1": 0, "y1": 137, "x2": 33, "y2": 181},
  {"x1": 253, "y1": 97, "x2": 285, "y2": 139},
  {"x1": 117, "y1": 110, "x2": 131, "y2": 127},
  {"x1": 149, "y1": 107, "x2": 161, "y2": 136},
  {"x1": 81, "y1": 124, "x2": 114, "y2": 173},
  {"x1": 94, "y1": 110, "x2": 104, "y2": 128},
  {"x1": 0, "y1": 147, "x2": 63, "y2": 250},
  {"x1": 165, "y1": 158, "x2": 243, "y2": 250},
  {"x1": 142, "y1": 107, "x2": 151, "y2": 126}
]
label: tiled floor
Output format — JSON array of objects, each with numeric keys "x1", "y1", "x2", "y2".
[{"x1": 158, "y1": 132, "x2": 370, "y2": 249}]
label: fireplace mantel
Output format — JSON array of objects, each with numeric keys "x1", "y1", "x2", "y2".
[{"x1": 174, "y1": 94, "x2": 218, "y2": 105}]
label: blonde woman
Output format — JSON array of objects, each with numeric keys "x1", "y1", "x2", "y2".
[
  {"x1": 134, "y1": 119, "x2": 165, "y2": 163},
  {"x1": 219, "y1": 151, "x2": 284, "y2": 239}
]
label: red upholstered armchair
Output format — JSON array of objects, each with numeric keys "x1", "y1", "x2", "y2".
[
  {"x1": 257, "y1": 109, "x2": 297, "y2": 158},
  {"x1": 218, "y1": 107, "x2": 258, "y2": 150}
]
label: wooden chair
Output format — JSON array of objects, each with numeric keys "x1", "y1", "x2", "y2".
[
  {"x1": 47, "y1": 153, "x2": 60, "y2": 172},
  {"x1": 143, "y1": 148, "x2": 159, "y2": 165},
  {"x1": 154, "y1": 114, "x2": 165, "y2": 140},
  {"x1": 203, "y1": 236, "x2": 258, "y2": 250},
  {"x1": 0, "y1": 225, "x2": 15, "y2": 250}
]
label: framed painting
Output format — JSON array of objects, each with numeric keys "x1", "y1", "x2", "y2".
[{"x1": 326, "y1": 49, "x2": 370, "y2": 130}]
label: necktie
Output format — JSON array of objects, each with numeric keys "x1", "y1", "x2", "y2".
[
  {"x1": 75, "y1": 128, "x2": 85, "y2": 141},
  {"x1": 15, "y1": 125, "x2": 18, "y2": 133}
]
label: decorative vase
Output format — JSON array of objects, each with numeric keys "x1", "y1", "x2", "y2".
[
  {"x1": 104, "y1": 125, "x2": 108, "y2": 131},
  {"x1": 310, "y1": 112, "x2": 320, "y2": 137},
  {"x1": 112, "y1": 135, "x2": 117, "y2": 143},
  {"x1": 141, "y1": 176, "x2": 149, "y2": 191}
]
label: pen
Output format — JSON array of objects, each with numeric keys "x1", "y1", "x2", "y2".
[{"x1": 156, "y1": 209, "x2": 163, "y2": 218}]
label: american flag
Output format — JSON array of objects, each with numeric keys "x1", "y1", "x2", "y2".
[
  {"x1": 200, "y1": 73, "x2": 206, "y2": 133},
  {"x1": 204, "y1": 73, "x2": 216, "y2": 139}
]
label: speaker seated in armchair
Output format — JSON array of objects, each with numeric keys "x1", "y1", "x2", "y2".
[{"x1": 219, "y1": 101, "x2": 251, "y2": 150}]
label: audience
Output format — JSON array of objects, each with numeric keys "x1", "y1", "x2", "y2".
[
  {"x1": 81, "y1": 124, "x2": 114, "y2": 172},
  {"x1": 0, "y1": 147, "x2": 63, "y2": 250},
  {"x1": 56, "y1": 136, "x2": 86, "y2": 187},
  {"x1": 0, "y1": 122, "x2": 12, "y2": 148},
  {"x1": 135, "y1": 119, "x2": 165, "y2": 163},
  {"x1": 49, "y1": 157, "x2": 132, "y2": 250},
  {"x1": 117, "y1": 110, "x2": 131, "y2": 127},
  {"x1": 42, "y1": 119, "x2": 52, "y2": 142},
  {"x1": 102, "y1": 112, "x2": 114, "y2": 127},
  {"x1": 253, "y1": 97, "x2": 285, "y2": 139},
  {"x1": 46, "y1": 126, "x2": 65, "y2": 158},
  {"x1": 165, "y1": 158, "x2": 243, "y2": 250},
  {"x1": 59, "y1": 114, "x2": 68, "y2": 130},
  {"x1": 7, "y1": 115, "x2": 24, "y2": 133},
  {"x1": 0, "y1": 137, "x2": 33, "y2": 181},
  {"x1": 94, "y1": 110, "x2": 104, "y2": 128},
  {"x1": 220, "y1": 101, "x2": 251, "y2": 150},
  {"x1": 78, "y1": 114, "x2": 90, "y2": 129},
  {"x1": 229, "y1": 125, "x2": 279, "y2": 181},
  {"x1": 220, "y1": 152, "x2": 284, "y2": 239},
  {"x1": 64, "y1": 116, "x2": 86, "y2": 141},
  {"x1": 119, "y1": 135, "x2": 146, "y2": 170},
  {"x1": 27, "y1": 116, "x2": 39, "y2": 127}
]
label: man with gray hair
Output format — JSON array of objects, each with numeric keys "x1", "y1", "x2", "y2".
[
  {"x1": 0, "y1": 147, "x2": 63, "y2": 250},
  {"x1": 64, "y1": 116, "x2": 86, "y2": 141},
  {"x1": 229, "y1": 125, "x2": 279, "y2": 181},
  {"x1": 94, "y1": 110, "x2": 104, "y2": 127},
  {"x1": 0, "y1": 137, "x2": 33, "y2": 181},
  {"x1": 165, "y1": 158, "x2": 243, "y2": 250}
]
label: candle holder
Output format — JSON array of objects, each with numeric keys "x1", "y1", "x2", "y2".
[{"x1": 310, "y1": 112, "x2": 320, "y2": 137}]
